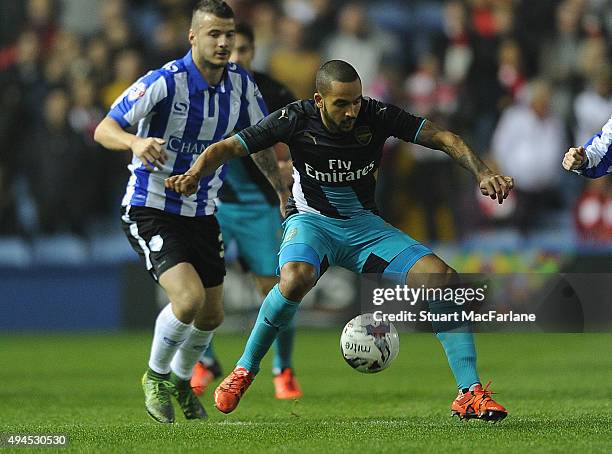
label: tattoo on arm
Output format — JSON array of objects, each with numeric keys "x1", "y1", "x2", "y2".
[
  {"x1": 415, "y1": 120, "x2": 492, "y2": 179},
  {"x1": 251, "y1": 147, "x2": 286, "y2": 193}
]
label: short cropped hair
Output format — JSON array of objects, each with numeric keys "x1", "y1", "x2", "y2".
[
  {"x1": 192, "y1": 0, "x2": 234, "y2": 28},
  {"x1": 316, "y1": 60, "x2": 360, "y2": 95},
  {"x1": 235, "y1": 22, "x2": 255, "y2": 45}
]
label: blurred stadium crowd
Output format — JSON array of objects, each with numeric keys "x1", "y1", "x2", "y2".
[{"x1": 0, "y1": 0, "x2": 610, "y2": 255}]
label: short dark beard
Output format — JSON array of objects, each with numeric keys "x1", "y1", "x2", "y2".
[{"x1": 320, "y1": 105, "x2": 343, "y2": 134}]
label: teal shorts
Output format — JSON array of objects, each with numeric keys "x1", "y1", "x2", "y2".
[
  {"x1": 279, "y1": 212, "x2": 432, "y2": 284},
  {"x1": 216, "y1": 203, "x2": 282, "y2": 276}
]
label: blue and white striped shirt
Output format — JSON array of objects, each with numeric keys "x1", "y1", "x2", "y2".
[
  {"x1": 108, "y1": 50, "x2": 268, "y2": 216},
  {"x1": 578, "y1": 115, "x2": 612, "y2": 178}
]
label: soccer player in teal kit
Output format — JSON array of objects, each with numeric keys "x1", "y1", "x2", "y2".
[{"x1": 166, "y1": 60, "x2": 513, "y2": 421}]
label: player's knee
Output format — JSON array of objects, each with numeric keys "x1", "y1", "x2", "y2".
[
  {"x1": 408, "y1": 255, "x2": 458, "y2": 288},
  {"x1": 196, "y1": 310, "x2": 224, "y2": 331},
  {"x1": 442, "y1": 266, "x2": 459, "y2": 287},
  {"x1": 279, "y1": 262, "x2": 317, "y2": 301},
  {"x1": 429, "y1": 265, "x2": 458, "y2": 288},
  {"x1": 171, "y1": 286, "x2": 206, "y2": 320}
]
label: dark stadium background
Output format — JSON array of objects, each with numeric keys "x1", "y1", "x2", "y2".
[{"x1": 0, "y1": 0, "x2": 610, "y2": 329}]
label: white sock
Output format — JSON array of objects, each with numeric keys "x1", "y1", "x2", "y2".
[
  {"x1": 148, "y1": 304, "x2": 191, "y2": 375},
  {"x1": 170, "y1": 327, "x2": 214, "y2": 380}
]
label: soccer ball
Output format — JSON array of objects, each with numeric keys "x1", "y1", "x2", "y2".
[{"x1": 340, "y1": 313, "x2": 399, "y2": 373}]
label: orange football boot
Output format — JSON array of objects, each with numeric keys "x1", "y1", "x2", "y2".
[
  {"x1": 214, "y1": 367, "x2": 254, "y2": 414},
  {"x1": 190, "y1": 362, "x2": 215, "y2": 396},
  {"x1": 273, "y1": 368, "x2": 303, "y2": 399},
  {"x1": 451, "y1": 381, "x2": 508, "y2": 422}
]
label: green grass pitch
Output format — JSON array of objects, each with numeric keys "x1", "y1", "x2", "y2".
[{"x1": 2, "y1": 331, "x2": 611, "y2": 453}]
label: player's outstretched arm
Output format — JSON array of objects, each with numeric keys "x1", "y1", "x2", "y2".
[
  {"x1": 164, "y1": 136, "x2": 247, "y2": 196},
  {"x1": 562, "y1": 146, "x2": 587, "y2": 172},
  {"x1": 251, "y1": 147, "x2": 291, "y2": 217},
  {"x1": 94, "y1": 117, "x2": 167, "y2": 171},
  {"x1": 564, "y1": 117, "x2": 612, "y2": 178},
  {"x1": 415, "y1": 120, "x2": 514, "y2": 204}
]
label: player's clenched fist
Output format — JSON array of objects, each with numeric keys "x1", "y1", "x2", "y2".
[
  {"x1": 131, "y1": 137, "x2": 167, "y2": 171},
  {"x1": 479, "y1": 174, "x2": 514, "y2": 204},
  {"x1": 164, "y1": 173, "x2": 199, "y2": 195},
  {"x1": 562, "y1": 146, "x2": 586, "y2": 171}
]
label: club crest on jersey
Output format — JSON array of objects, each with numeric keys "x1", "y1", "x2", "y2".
[
  {"x1": 354, "y1": 126, "x2": 372, "y2": 145},
  {"x1": 128, "y1": 82, "x2": 147, "y2": 101}
]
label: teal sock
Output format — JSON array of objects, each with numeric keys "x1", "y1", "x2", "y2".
[
  {"x1": 200, "y1": 341, "x2": 216, "y2": 365},
  {"x1": 436, "y1": 331, "x2": 479, "y2": 390},
  {"x1": 272, "y1": 318, "x2": 296, "y2": 373},
  {"x1": 429, "y1": 300, "x2": 480, "y2": 390},
  {"x1": 237, "y1": 285, "x2": 300, "y2": 375}
]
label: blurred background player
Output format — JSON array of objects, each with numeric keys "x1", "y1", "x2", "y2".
[
  {"x1": 191, "y1": 21, "x2": 302, "y2": 400},
  {"x1": 563, "y1": 114, "x2": 612, "y2": 178},
  {"x1": 166, "y1": 60, "x2": 513, "y2": 422},
  {"x1": 94, "y1": 0, "x2": 286, "y2": 424}
]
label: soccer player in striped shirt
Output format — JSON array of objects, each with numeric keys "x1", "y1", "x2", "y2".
[
  {"x1": 94, "y1": 0, "x2": 288, "y2": 424},
  {"x1": 191, "y1": 22, "x2": 303, "y2": 400},
  {"x1": 563, "y1": 114, "x2": 612, "y2": 177}
]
